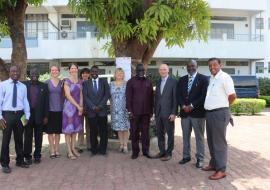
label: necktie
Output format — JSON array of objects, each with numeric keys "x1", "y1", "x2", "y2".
[
  {"x1": 187, "y1": 76, "x2": 193, "y2": 94},
  {"x1": 12, "y1": 80, "x2": 17, "y2": 108},
  {"x1": 160, "y1": 78, "x2": 165, "y2": 95},
  {"x1": 93, "y1": 80, "x2": 98, "y2": 94}
]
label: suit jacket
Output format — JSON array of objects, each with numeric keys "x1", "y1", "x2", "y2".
[
  {"x1": 24, "y1": 81, "x2": 49, "y2": 124},
  {"x1": 82, "y1": 78, "x2": 110, "y2": 118},
  {"x1": 177, "y1": 73, "x2": 209, "y2": 118},
  {"x1": 126, "y1": 76, "x2": 153, "y2": 116},
  {"x1": 154, "y1": 76, "x2": 177, "y2": 117}
]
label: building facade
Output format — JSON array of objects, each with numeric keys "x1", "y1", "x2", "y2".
[{"x1": 0, "y1": 0, "x2": 269, "y2": 78}]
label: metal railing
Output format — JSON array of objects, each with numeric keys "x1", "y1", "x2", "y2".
[
  {"x1": 209, "y1": 32, "x2": 264, "y2": 41},
  {"x1": 44, "y1": 31, "x2": 98, "y2": 40}
]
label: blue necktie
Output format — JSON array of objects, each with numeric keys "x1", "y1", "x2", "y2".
[
  {"x1": 12, "y1": 80, "x2": 17, "y2": 108},
  {"x1": 93, "y1": 80, "x2": 98, "y2": 94},
  {"x1": 187, "y1": 76, "x2": 193, "y2": 94}
]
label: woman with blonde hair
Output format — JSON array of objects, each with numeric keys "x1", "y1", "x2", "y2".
[
  {"x1": 110, "y1": 68, "x2": 130, "y2": 153},
  {"x1": 46, "y1": 65, "x2": 63, "y2": 158}
]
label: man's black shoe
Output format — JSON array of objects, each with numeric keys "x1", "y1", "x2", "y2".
[
  {"x1": 34, "y1": 158, "x2": 41, "y2": 164},
  {"x1": 2, "y1": 166, "x2": 11, "y2": 174},
  {"x1": 16, "y1": 162, "x2": 30, "y2": 168},
  {"x1": 143, "y1": 153, "x2": 152, "y2": 159},
  {"x1": 25, "y1": 159, "x2": 32, "y2": 165},
  {"x1": 152, "y1": 152, "x2": 165, "y2": 159},
  {"x1": 196, "y1": 160, "x2": 203, "y2": 168},
  {"x1": 131, "y1": 154, "x2": 138, "y2": 159},
  {"x1": 178, "y1": 157, "x2": 191, "y2": 165}
]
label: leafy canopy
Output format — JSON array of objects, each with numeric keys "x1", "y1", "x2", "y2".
[{"x1": 69, "y1": 0, "x2": 210, "y2": 47}]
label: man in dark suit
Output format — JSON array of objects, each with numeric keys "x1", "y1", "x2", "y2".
[
  {"x1": 126, "y1": 63, "x2": 154, "y2": 159},
  {"x1": 153, "y1": 64, "x2": 177, "y2": 161},
  {"x1": 177, "y1": 60, "x2": 209, "y2": 168},
  {"x1": 23, "y1": 67, "x2": 49, "y2": 164},
  {"x1": 82, "y1": 65, "x2": 110, "y2": 156}
]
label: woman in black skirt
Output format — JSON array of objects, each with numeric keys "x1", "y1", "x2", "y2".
[{"x1": 45, "y1": 65, "x2": 63, "y2": 158}]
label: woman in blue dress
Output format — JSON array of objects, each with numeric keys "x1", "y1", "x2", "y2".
[{"x1": 110, "y1": 68, "x2": 130, "y2": 153}]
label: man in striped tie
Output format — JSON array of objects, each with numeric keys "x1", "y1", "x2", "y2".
[{"x1": 176, "y1": 60, "x2": 209, "y2": 168}]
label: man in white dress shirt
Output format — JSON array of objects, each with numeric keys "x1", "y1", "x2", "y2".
[
  {"x1": 0, "y1": 65, "x2": 30, "y2": 174},
  {"x1": 203, "y1": 58, "x2": 236, "y2": 180}
]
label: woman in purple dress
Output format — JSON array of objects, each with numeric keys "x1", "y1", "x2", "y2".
[
  {"x1": 62, "y1": 63, "x2": 83, "y2": 160},
  {"x1": 46, "y1": 65, "x2": 63, "y2": 159}
]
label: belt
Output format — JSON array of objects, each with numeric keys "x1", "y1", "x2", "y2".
[
  {"x1": 206, "y1": 107, "x2": 228, "y2": 112},
  {"x1": 2, "y1": 110, "x2": 24, "y2": 114}
]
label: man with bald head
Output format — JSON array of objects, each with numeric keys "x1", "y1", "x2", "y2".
[
  {"x1": 153, "y1": 64, "x2": 177, "y2": 161},
  {"x1": 177, "y1": 60, "x2": 209, "y2": 168}
]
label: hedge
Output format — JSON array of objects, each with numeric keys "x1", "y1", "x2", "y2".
[
  {"x1": 258, "y1": 77, "x2": 270, "y2": 96},
  {"x1": 230, "y1": 98, "x2": 266, "y2": 115},
  {"x1": 259, "y1": 96, "x2": 270, "y2": 107}
]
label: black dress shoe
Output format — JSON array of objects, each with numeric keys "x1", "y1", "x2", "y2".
[
  {"x1": 143, "y1": 153, "x2": 152, "y2": 159},
  {"x1": 178, "y1": 157, "x2": 191, "y2": 165},
  {"x1": 78, "y1": 149, "x2": 83, "y2": 153},
  {"x1": 131, "y1": 154, "x2": 138, "y2": 159},
  {"x1": 16, "y1": 161, "x2": 30, "y2": 168},
  {"x1": 34, "y1": 158, "x2": 41, "y2": 164},
  {"x1": 25, "y1": 159, "x2": 32, "y2": 165},
  {"x1": 196, "y1": 160, "x2": 203, "y2": 168},
  {"x1": 2, "y1": 166, "x2": 11, "y2": 174},
  {"x1": 152, "y1": 153, "x2": 165, "y2": 159}
]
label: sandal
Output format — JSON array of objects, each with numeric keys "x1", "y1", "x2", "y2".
[
  {"x1": 67, "y1": 153, "x2": 77, "y2": 160},
  {"x1": 55, "y1": 152, "x2": 61, "y2": 158},
  {"x1": 50, "y1": 154, "x2": 56, "y2": 159},
  {"x1": 72, "y1": 150, "x2": 81, "y2": 157}
]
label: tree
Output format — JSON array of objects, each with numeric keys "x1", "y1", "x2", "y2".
[
  {"x1": 69, "y1": 0, "x2": 210, "y2": 69},
  {"x1": 0, "y1": 0, "x2": 43, "y2": 79}
]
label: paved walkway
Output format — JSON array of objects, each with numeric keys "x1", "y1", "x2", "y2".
[{"x1": 0, "y1": 113, "x2": 270, "y2": 190}]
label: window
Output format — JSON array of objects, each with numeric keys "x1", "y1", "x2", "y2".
[
  {"x1": 25, "y1": 14, "x2": 48, "y2": 38},
  {"x1": 256, "y1": 18, "x2": 264, "y2": 29},
  {"x1": 222, "y1": 68, "x2": 235, "y2": 75},
  {"x1": 77, "y1": 21, "x2": 97, "y2": 38},
  {"x1": 211, "y1": 23, "x2": 234, "y2": 39},
  {"x1": 268, "y1": 63, "x2": 270, "y2": 73},
  {"x1": 226, "y1": 61, "x2": 249, "y2": 66},
  {"x1": 256, "y1": 62, "x2": 264, "y2": 73}
]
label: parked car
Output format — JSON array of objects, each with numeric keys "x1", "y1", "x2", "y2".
[{"x1": 231, "y1": 75, "x2": 259, "y2": 98}]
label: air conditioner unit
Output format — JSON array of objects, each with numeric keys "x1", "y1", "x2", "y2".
[{"x1": 60, "y1": 19, "x2": 71, "y2": 30}]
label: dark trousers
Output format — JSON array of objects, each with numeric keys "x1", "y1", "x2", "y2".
[
  {"x1": 88, "y1": 116, "x2": 108, "y2": 154},
  {"x1": 130, "y1": 115, "x2": 150, "y2": 155},
  {"x1": 156, "y1": 116, "x2": 175, "y2": 156},
  {"x1": 206, "y1": 108, "x2": 230, "y2": 172},
  {"x1": 23, "y1": 111, "x2": 43, "y2": 160},
  {"x1": 0, "y1": 111, "x2": 24, "y2": 167}
]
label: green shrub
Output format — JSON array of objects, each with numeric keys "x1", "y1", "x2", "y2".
[
  {"x1": 230, "y1": 98, "x2": 266, "y2": 115},
  {"x1": 259, "y1": 96, "x2": 270, "y2": 107},
  {"x1": 259, "y1": 77, "x2": 270, "y2": 96}
]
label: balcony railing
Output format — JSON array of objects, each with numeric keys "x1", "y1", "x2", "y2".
[
  {"x1": 44, "y1": 31, "x2": 98, "y2": 40},
  {"x1": 0, "y1": 37, "x2": 38, "y2": 48},
  {"x1": 210, "y1": 33, "x2": 264, "y2": 41}
]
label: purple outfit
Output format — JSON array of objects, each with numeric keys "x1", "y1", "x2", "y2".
[
  {"x1": 47, "y1": 80, "x2": 63, "y2": 112},
  {"x1": 62, "y1": 78, "x2": 83, "y2": 134}
]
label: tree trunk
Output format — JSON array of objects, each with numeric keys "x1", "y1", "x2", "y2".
[
  {"x1": 0, "y1": 58, "x2": 8, "y2": 81},
  {"x1": 5, "y1": 0, "x2": 28, "y2": 80}
]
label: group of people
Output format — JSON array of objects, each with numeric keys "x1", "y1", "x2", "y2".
[{"x1": 0, "y1": 57, "x2": 236, "y2": 180}]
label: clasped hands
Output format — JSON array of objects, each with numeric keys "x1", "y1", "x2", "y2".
[{"x1": 183, "y1": 105, "x2": 193, "y2": 113}]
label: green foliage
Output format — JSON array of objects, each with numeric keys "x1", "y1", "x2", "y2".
[
  {"x1": 230, "y1": 98, "x2": 266, "y2": 115},
  {"x1": 69, "y1": 0, "x2": 210, "y2": 53},
  {"x1": 258, "y1": 77, "x2": 270, "y2": 96},
  {"x1": 259, "y1": 96, "x2": 270, "y2": 107},
  {"x1": 38, "y1": 73, "x2": 63, "y2": 82}
]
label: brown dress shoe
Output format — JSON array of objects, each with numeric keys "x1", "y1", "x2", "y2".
[
  {"x1": 160, "y1": 155, "x2": 172, "y2": 161},
  {"x1": 209, "y1": 171, "x2": 226, "y2": 180},
  {"x1": 202, "y1": 165, "x2": 215, "y2": 171}
]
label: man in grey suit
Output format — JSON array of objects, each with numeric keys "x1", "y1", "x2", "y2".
[
  {"x1": 177, "y1": 60, "x2": 209, "y2": 168},
  {"x1": 153, "y1": 64, "x2": 177, "y2": 161},
  {"x1": 82, "y1": 65, "x2": 110, "y2": 156}
]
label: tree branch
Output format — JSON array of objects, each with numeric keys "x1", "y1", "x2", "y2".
[{"x1": 142, "y1": 32, "x2": 162, "y2": 67}]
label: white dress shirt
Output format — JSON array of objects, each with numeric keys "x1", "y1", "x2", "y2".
[
  {"x1": 204, "y1": 70, "x2": 235, "y2": 110},
  {"x1": 0, "y1": 78, "x2": 30, "y2": 120}
]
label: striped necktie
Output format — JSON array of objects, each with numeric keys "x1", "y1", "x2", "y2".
[{"x1": 187, "y1": 75, "x2": 193, "y2": 94}]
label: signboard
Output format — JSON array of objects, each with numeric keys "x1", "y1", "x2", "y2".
[{"x1": 115, "y1": 57, "x2": 132, "y2": 81}]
